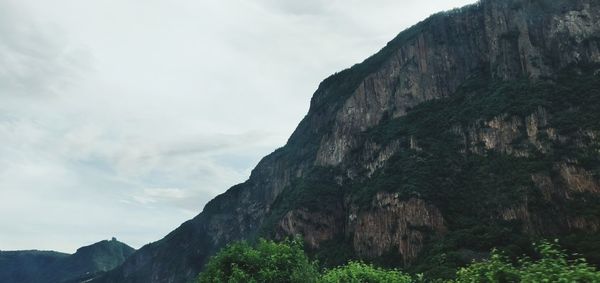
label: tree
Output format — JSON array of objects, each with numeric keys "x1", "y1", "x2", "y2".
[
  {"x1": 198, "y1": 239, "x2": 600, "y2": 282},
  {"x1": 454, "y1": 240, "x2": 600, "y2": 282},
  {"x1": 197, "y1": 238, "x2": 319, "y2": 283},
  {"x1": 320, "y1": 261, "x2": 412, "y2": 283}
]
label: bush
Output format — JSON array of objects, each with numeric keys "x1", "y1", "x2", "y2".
[
  {"x1": 454, "y1": 240, "x2": 600, "y2": 282},
  {"x1": 197, "y1": 238, "x2": 319, "y2": 283},
  {"x1": 198, "y1": 239, "x2": 600, "y2": 282},
  {"x1": 320, "y1": 261, "x2": 412, "y2": 283}
]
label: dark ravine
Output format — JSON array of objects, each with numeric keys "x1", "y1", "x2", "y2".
[
  {"x1": 95, "y1": 0, "x2": 600, "y2": 282},
  {"x1": 0, "y1": 238, "x2": 134, "y2": 283}
]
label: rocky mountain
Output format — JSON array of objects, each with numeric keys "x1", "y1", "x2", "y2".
[
  {"x1": 0, "y1": 238, "x2": 135, "y2": 283},
  {"x1": 95, "y1": 0, "x2": 600, "y2": 282}
]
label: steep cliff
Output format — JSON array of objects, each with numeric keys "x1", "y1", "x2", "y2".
[{"x1": 96, "y1": 0, "x2": 600, "y2": 281}]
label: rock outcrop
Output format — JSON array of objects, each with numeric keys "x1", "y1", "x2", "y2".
[{"x1": 351, "y1": 193, "x2": 446, "y2": 264}]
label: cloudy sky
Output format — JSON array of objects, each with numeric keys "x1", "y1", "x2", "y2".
[{"x1": 0, "y1": 0, "x2": 475, "y2": 253}]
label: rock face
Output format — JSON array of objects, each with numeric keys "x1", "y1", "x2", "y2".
[
  {"x1": 351, "y1": 194, "x2": 446, "y2": 264},
  {"x1": 276, "y1": 208, "x2": 344, "y2": 249},
  {"x1": 96, "y1": 0, "x2": 600, "y2": 282},
  {"x1": 315, "y1": 0, "x2": 600, "y2": 168},
  {"x1": 452, "y1": 107, "x2": 555, "y2": 156}
]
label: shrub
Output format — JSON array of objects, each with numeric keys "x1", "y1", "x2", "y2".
[
  {"x1": 320, "y1": 261, "x2": 412, "y2": 283},
  {"x1": 454, "y1": 240, "x2": 600, "y2": 282},
  {"x1": 198, "y1": 239, "x2": 600, "y2": 282},
  {"x1": 197, "y1": 238, "x2": 319, "y2": 283}
]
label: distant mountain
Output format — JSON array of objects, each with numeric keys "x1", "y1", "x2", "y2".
[
  {"x1": 0, "y1": 238, "x2": 134, "y2": 283},
  {"x1": 95, "y1": 0, "x2": 600, "y2": 281}
]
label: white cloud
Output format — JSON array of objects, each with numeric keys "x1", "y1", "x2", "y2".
[
  {"x1": 0, "y1": 1, "x2": 89, "y2": 98},
  {"x1": 0, "y1": 0, "x2": 476, "y2": 253},
  {"x1": 133, "y1": 188, "x2": 187, "y2": 205}
]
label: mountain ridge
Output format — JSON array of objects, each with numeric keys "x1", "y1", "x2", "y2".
[
  {"x1": 0, "y1": 238, "x2": 135, "y2": 283},
  {"x1": 95, "y1": 0, "x2": 600, "y2": 281}
]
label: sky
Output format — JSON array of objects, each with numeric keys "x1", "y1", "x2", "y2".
[{"x1": 0, "y1": 0, "x2": 476, "y2": 253}]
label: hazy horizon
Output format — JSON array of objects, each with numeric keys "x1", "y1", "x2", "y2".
[{"x1": 0, "y1": 0, "x2": 476, "y2": 253}]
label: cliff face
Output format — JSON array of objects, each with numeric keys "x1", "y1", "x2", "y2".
[
  {"x1": 97, "y1": 0, "x2": 600, "y2": 282},
  {"x1": 350, "y1": 194, "x2": 446, "y2": 264},
  {"x1": 315, "y1": 0, "x2": 600, "y2": 168}
]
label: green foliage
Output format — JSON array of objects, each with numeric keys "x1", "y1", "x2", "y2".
[
  {"x1": 310, "y1": 237, "x2": 357, "y2": 268},
  {"x1": 561, "y1": 233, "x2": 600, "y2": 266},
  {"x1": 198, "y1": 239, "x2": 600, "y2": 282},
  {"x1": 454, "y1": 240, "x2": 600, "y2": 283},
  {"x1": 198, "y1": 240, "x2": 413, "y2": 283},
  {"x1": 320, "y1": 261, "x2": 412, "y2": 283},
  {"x1": 453, "y1": 251, "x2": 520, "y2": 282},
  {"x1": 197, "y1": 238, "x2": 319, "y2": 283}
]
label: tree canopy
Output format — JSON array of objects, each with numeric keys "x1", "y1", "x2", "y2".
[
  {"x1": 321, "y1": 261, "x2": 412, "y2": 283},
  {"x1": 198, "y1": 239, "x2": 600, "y2": 282},
  {"x1": 454, "y1": 240, "x2": 600, "y2": 283},
  {"x1": 197, "y1": 238, "x2": 319, "y2": 283}
]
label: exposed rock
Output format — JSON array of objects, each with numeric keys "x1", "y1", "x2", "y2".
[
  {"x1": 567, "y1": 216, "x2": 600, "y2": 232},
  {"x1": 275, "y1": 208, "x2": 344, "y2": 249},
  {"x1": 351, "y1": 193, "x2": 446, "y2": 264},
  {"x1": 501, "y1": 203, "x2": 537, "y2": 234},
  {"x1": 409, "y1": 136, "x2": 422, "y2": 152},
  {"x1": 315, "y1": 0, "x2": 600, "y2": 167},
  {"x1": 505, "y1": 165, "x2": 600, "y2": 235},
  {"x1": 526, "y1": 107, "x2": 551, "y2": 151},
  {"x1": 451, "y1": 107, "x2": 559, "y2": 156},
  {"x1": 363, "y1": 140, "x2": 401, "y2": 178},
  {"x1": 559, "y1": 163, "x2": 600, "y2": 194},
  {"x1": 531, "y1": 174, "x2": 558, "y2": 201}
]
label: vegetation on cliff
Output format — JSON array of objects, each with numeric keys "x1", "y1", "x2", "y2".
[{"x1": 258, "y1": 65, "x2": 600, "y2": 279}]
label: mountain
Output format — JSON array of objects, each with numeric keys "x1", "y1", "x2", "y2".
[
  {"x1": 0, "y1": 238, "x2": 135, "y2": 283},
  {"x1": 95, "y1": 0, "x2": 600, "y2": 282}
]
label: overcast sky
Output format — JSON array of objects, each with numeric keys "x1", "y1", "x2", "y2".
[{"x1": 0, "y1": 0, "x2": 476, "y2": 253}]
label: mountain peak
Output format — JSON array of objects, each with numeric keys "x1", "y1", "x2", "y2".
[{"x1": 75, "y1": 238, "x2": 132, "y2": 254}]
